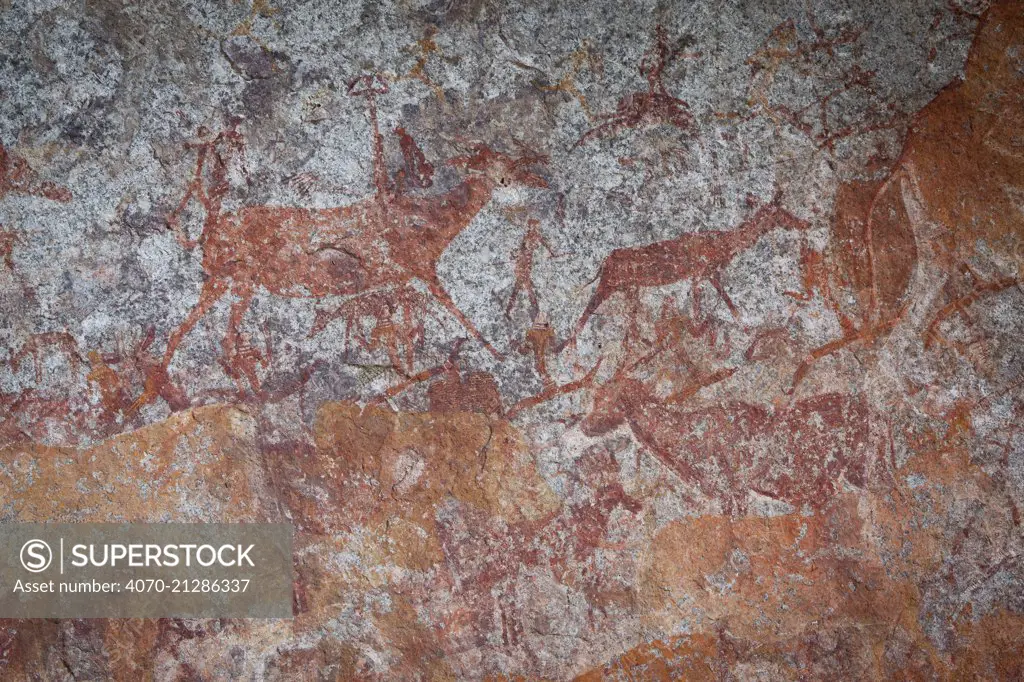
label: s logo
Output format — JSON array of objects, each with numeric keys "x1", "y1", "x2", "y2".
[{"x1": 20, "y1": 539, "x2": 52, "y2": 573}]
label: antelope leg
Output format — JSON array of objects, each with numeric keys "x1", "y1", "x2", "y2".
[
  {"x1": 421, "y1": 277, "x2": 503, "y2": 360},
  {"x1": 128, "y1": 277, "x2": 229, "y2": 414}
]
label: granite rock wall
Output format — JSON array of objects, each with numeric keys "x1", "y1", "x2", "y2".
[{"x1": 1, "y1": 0, "x2": 1023, "y2": 678}]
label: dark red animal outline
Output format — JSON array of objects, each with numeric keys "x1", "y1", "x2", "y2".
[
  {"x1": 561, "y1": 198, "x2": 811, "y2": 351},
  {"x1": 580, "y1": 336, "x2": 871, "y2": 514}
]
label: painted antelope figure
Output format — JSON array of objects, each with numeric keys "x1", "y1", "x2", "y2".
[
  {"x1": 562, "y1": 199, "x2": 810, "y2": 350},
  {"x1": 131, "y1": 75, "x2": 547, "y2": 412},
  {"x1": 580, "y1": 348, "x2": 871, "y2": 514}
]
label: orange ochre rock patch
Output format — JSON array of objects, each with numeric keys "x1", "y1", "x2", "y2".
[{"x1": 0, "y1": 394, "x2": 1019, "y2": 679}]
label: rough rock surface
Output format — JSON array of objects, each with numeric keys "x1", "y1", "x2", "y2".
[{"x1": 1, "y1": 0, "x2": 1022, "y2": 678}]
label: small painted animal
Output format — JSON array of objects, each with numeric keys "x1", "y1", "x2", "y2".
[{"x1": 563, "y1": 201, "x2": 809, "y2": 349}]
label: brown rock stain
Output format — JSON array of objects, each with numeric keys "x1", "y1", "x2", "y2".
[
  {"x1": 0, "y1": 405, "x2": 270, "y2": 521},
  {"x1": 636, "y1": 508, "x2": 951, "y2": 678},
  {"x1": 908, "y1": 2, "x2": 1024, "y2": 277},
  {"x1": 313, "y1": 402, "x2": 559, "y2": 534}
]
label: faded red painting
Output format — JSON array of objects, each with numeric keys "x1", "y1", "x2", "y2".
[{"x1": 1, "y1": 0, "x2": 1022, "y2": 679}]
